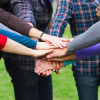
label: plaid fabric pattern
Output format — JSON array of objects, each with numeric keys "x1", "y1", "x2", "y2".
[
  {"x1": 50, "y1": 0, "x2": 100, "y2": 76},
  {"x1": 10, "y1": 0, "x2": 53, "y2": 31},
  {"x1": 4, "y1": 0, "x2": 53, "y2": 72}
]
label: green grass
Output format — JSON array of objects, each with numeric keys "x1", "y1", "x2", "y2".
[{"x1": 0, "y1": 59, "x2": 14, "y2": 100}]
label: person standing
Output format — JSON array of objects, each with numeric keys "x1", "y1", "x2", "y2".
[
  {"x1": 4, "y1": 0, "x2": 60, "y2": 100},
  {"x1": 48, "y1": 0, "x2": 100, "y2": 100}
]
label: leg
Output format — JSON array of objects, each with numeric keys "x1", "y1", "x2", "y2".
[
  {"x1": 73, "y1": 68, "x2": 99, "y2": 100},
  {"x1": 38, "y1": 75, "x2": 53, "y2": 100},
  {"x1": 4, "y1": 59, "x2": 39, "y2": 100}
]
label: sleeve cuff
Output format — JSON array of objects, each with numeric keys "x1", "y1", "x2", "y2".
[{"x1": 0, "y1": 34, "x2": 7, "y2": 50}]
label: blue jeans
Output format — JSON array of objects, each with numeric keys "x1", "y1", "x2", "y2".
[{"x1": 73, "y1": 67, "x2": 100, "y2": 100}]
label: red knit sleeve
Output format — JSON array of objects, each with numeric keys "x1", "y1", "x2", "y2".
[{"x1": 0, "y1": 34, "x2": 7, "y2": 50}]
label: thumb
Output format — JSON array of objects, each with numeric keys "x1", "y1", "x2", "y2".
[
  {"x1": 60, "y1": 38, "x2": 70, "y2": 42},
  {"x1": 43, "y1": 49, "x2": 53, "y2": 55},
  {"x1": 47, "y1": 53, "x2": 55, "y2": 58}
]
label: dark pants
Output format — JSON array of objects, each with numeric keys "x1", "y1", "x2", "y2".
[
  {"x1": 4, "y1": 59, "x2": 53, "y2": 100},
  {"x1": 73, "y1": 68, "x2": 100, "y2": 100}
]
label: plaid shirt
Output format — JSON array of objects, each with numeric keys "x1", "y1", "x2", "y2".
[
  {"x1": 4, "y1": 0, "x2": 53, "y2": 72},
  {"x1": 50, "y1": 0, "x2": 100, "y2": 76},
  {"x1": 11, "y1": 0, "x2": 53, "y2": 31}
]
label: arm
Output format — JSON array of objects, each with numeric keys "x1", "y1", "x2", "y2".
[
  {"x1": 67, "y1": 21, "x2": 100, "y2": 52},
  {"x1": 0, "y1": 8, "x2": 32, "y2": 36},
  {"x1": 47, "y1": 43, "x2": 100, "y2": 65},
  {"x1": 1, "y1": 1, "x2": 68, "y2": 48},
  {"x1": 0, "y1": 29, "x2": 56, "y2": 50},
  {"x1": 0, "y1": 34, "x2": 53, "y2": 57},
  {"x1": 0, "y1": 29, "x2": 37, "y2": 49},
  {"x1": 75, "y1": 43, "x2": 100, "y2": 60},
  {"x1": 0, "y1": 35, "x2": 52, "y2": 57},
  {"x1": 0, "y1": 7, "x2": 42, "y2": 38},
  {"x1": 50, "y1": 0, "x2": 73, "y2": 37},
  {"x1": 10, "y1": 0, "x2": 36, "y2": 27}
]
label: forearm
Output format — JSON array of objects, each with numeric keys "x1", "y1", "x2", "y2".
[
  {"x1": 0, "y1": 8, "x2": 44, "y2": 39},
  {"x1": 11, "y1": 0, "x2": 36, "y2": 26},
  {"x1": 0, "y1": 8, "x2": 33, "y2": 36},
  {"x1": 2, "y1": 38, "x2": 35, "y2": 56},
  {"x1": 64, "y1": 43, "x2": 100, "y2": 66},
  {"x1": 67, "y1": 21, "x2": 100, "y2": 52},
  {"x1": 50, "y1": 0, "x2": 73, "y2": 37},
  {"x1": 75, "y1": 43, "x2": 100, "y2": 60},
  {"x1": 0, "y1": 29, "x2": 37, "y2": 49}
]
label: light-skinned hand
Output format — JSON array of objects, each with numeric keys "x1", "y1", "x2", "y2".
[
  {"x1": 47, "y1": 53, "x2": 77, "y2": 61},
  {"x1": 47, "y1": 47, "x2": 69, "y2": 58},
  {"x1": 33, "y1": 49, "x2": 53, "y2": 58},
  {"x1": 36, "y1": 42, "x2": 56, "y2": 50},
  {"x1": 35, "y1": 59, "x2": 53, "y2": 76},
  {"x1": 41, "y1": 34, "x2": 70, "y2": 48}
]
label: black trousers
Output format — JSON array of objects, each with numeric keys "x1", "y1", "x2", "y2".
[{"x1": 4, "y1": 59, "x2": 53, "y2": 100}]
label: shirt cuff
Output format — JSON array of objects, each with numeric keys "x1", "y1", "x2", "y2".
[{"x1": 0, "y1": 34, "x2": 7, "y2": 50}]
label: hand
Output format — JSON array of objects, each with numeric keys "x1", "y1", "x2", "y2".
[
  {"x1": 41, "y1": 34, "x2": 70, "y2": 48},
  {"x1": 70, "y1": 38, "x2": 74, "y2": 41},
  {"x1": 35, "y1": 59, "x2": 53, "y2": 76},
  {"x1": 48, "y1": 53, "x2": 77, "y2": 61},
  {"x1": 96, "y1": 5, "x2": 100, "y2": 16},
  {"x1": 32, "y1": 49, "x2": 53, "y2": 58},
  {"x1": 47, "y1": 20, "x2": 52, "y2": 29},
  {"x1": 47, "y1": 47, "x2": 69, "y2": 58},
  {"x1": 28, "y1": 22, "x2": 34, "y2": 27},
  {"x1": 36, "y1": 42, "x2": 56, "y2": 50},
  {"x1": 52, "y1": 61, "x2": 64, "y2": 74}
]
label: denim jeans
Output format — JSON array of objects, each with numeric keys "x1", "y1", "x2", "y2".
[
  {"x1": 4, "y1": 58, "x2": 53, "y2": 100},
  {"x1": 73, "y1": 67, "x2": 100, "y2": 100}
]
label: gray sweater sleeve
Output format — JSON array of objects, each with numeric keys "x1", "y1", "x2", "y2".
[{"x1": 67, "y1": 21, "x2": 100, "y2": 52}]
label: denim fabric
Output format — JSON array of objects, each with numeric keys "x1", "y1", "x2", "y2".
[
  {"x1": 73, "y1": 67, "x2": 100, "y2": 100},
  {"x1": 4, "y1": 58, "x2": 53, "y2": 100}
]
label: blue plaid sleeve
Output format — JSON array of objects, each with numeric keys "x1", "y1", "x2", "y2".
[
  {"x1": 10, "y1": 0, "x2": 36, "y2": 27},
  {"x1": 50, "y1": 0, "x2": 73, "y2": 37}
]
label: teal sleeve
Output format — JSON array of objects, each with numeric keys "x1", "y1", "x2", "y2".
[
  {"x1": 0, "y1": 29, "x2": 37, "y2": 49},
  {"x1": 64, "y1": 60, "x2": 75, "y2": 67}
]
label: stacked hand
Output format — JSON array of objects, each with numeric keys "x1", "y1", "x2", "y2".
[
  {"x1": 35, "y1": 58, "x2": 64, "y2": 76},
  {"x1": 41, "y1": 33, "x2": 70, "y2": 48},
  {"x1": 34, "y1": 39, "x2": 71, "y2": 76},
  {"x1": 29, "y1": 22, "x2": 74, "y2": 76}
]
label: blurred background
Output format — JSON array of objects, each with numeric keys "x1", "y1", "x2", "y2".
[{"x1": 0, "y1": 1, "x2": 100, "y2": 100}]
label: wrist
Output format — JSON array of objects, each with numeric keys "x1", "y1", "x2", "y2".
[
  {"x1": 65, "y1": 47, "x2": 69, "y2": 54},
  {"x1": 32, "y1": 50, "x2": 38, "y2": 58},
  {"x1": 40, "y1": 33, "x2": 47, "y2": 40},
  {"x1": 29, "y1": 28, "x2": 43, "y2": 38},
  {"x1": 40, "y1": 32, "x2": 45, "y2": 39},
  {"x1": 68, "y1": 53, "x2": 77, "y2": 60},
  {"x1": 36, "y1": 42, "x2": 40, "y2": 50},
  {"x1": 30, "y1": 49, "x2": 36, "y2": 57}
]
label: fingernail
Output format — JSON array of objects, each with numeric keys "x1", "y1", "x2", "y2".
[
  {"x1": 47, "y1": 56, "x2": 50, "y2": 58},
  {"x1": 53, "y1": 69, "x2": 55, "y2": 71}
]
